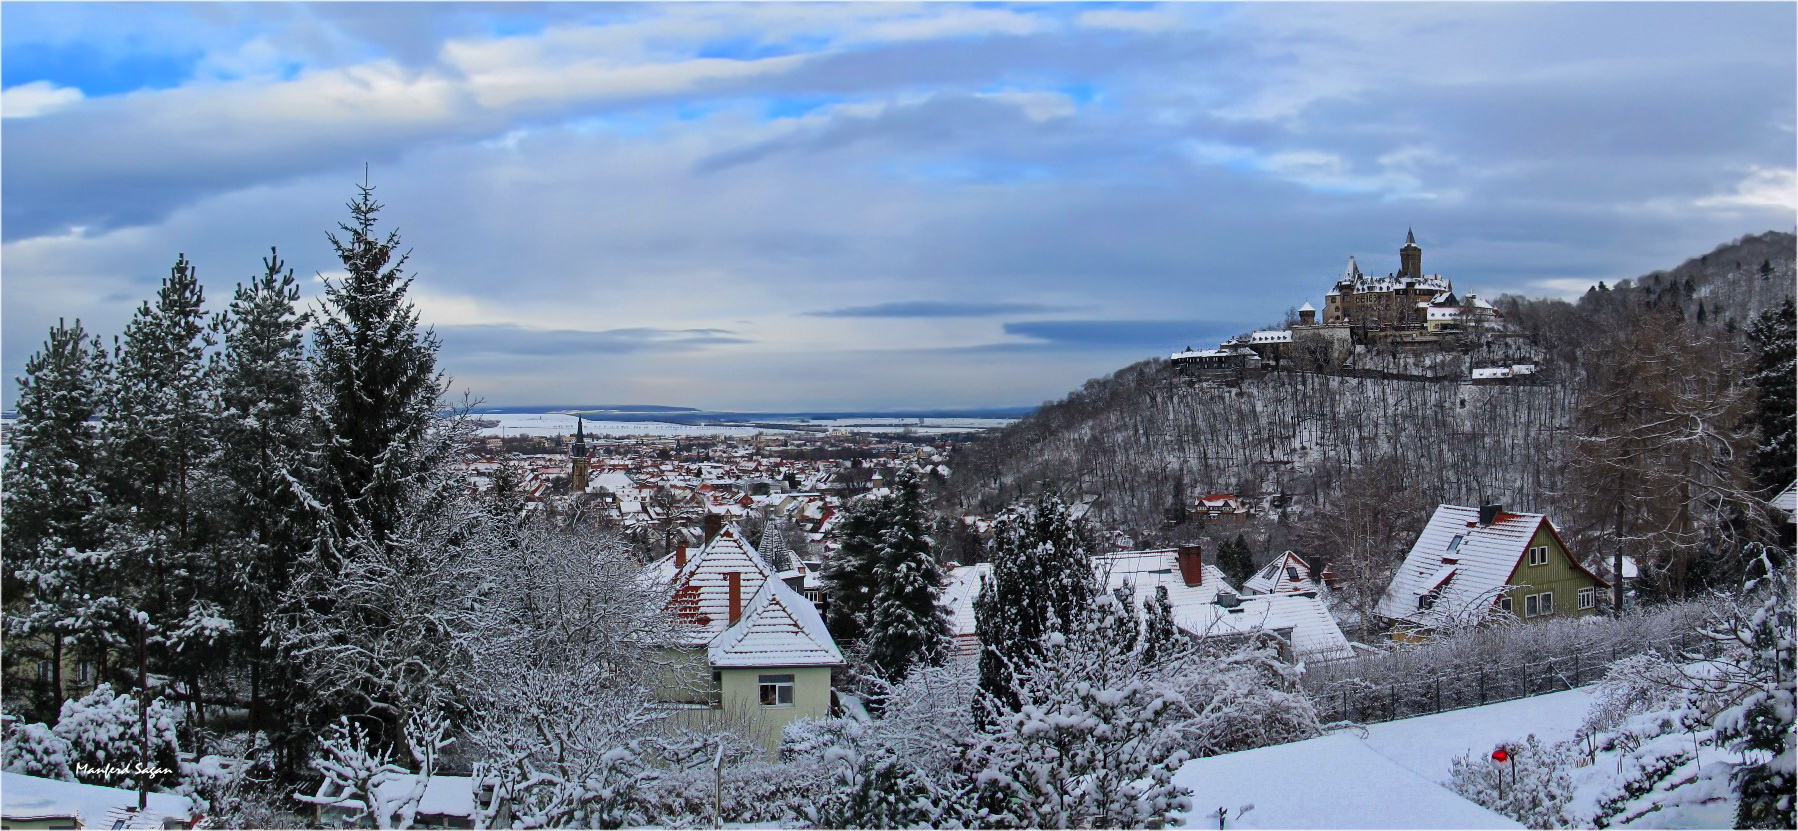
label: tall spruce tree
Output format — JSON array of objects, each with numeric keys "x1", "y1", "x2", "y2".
[
  {"x1": 209, "y1": 249, "x2": 316, "y2": 743},
  {"x1": 861, "y1": 469, "x2": 953, "y2": 684},
  {"x1": 3, "y1": 320, "x2": 114, "y2": 714},
  {"x1": 1748, "y1": 299, "x2": 1795, "y2": 494},
  {"x1": 308, "y1": 183, "x2": 446, "y2": 553},
  {"x1": 821, "y1": 494, "x2": 891, "y2": 643},
  {"x1": 975, "y1": 490, "x2": 1098, "y2": 713},
  {"x1": 283, "y1": 184, "x2": 458, "y2": 770}
]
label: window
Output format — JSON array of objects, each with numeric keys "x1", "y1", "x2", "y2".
[
  {"x1": 1446, "y1": 535, "x2": 1465, "y2": 555},
  {"x1": 1524, "y1": 592, "x2": 1555, "y2": 617},
  {"x1": 1527, "y1": 546, "x2": 1549, "y2": 567},
  {"x1": 1418, "y1": 593, "x2": 1437, "y2": 611},
  {"x1": 1541, "y1": 592, "x2": 1554, "y2": 614},
  {"x1": 758, "y1": 674, "x2": 795, "y2": 707},
  {"x1": 1497, "y1": 596, "x2": 1513, "y2": 613},
  {"x1": 1286, "y1": 567, "x2": 1301, "y2": 582},
  {"x1": 1578, "y1": 587, "x2": 1596, "y2": 610},
  {"x1": 1524, "y1": 593, "x2": 1538, "y2": 617}
]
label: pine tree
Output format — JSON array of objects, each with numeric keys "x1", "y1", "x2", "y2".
[
  {"x1": 209, "y1": 248, "x2": 317, "y2": 746},
  {"x1": 308, "y1": 183, "x2": 446, "y2": 553},
  {"x1": 101, "y1": 254, "x2": 218, "y2": 729},
  {"x1": 820, "y1": 494, "x2": 891, "y2": 643},
  {"x1": 975, "y1": 490, "x2": 1097, "y2": 714},
  {"x1": 861, "y1": 469, "x2": 953, "y2": 684},
  {"x1": 1747, "y1": 299, "x2": 1795, "y2": 494},
  {"x1": 2, "y1": 320, "x2": 114, "y2": 715},
  {"x1": 1716, "y1": 573, "x2": 1796, "y2": 829},
  {"x1": 1218, "y1": 535, "x2": 1255, "y2": 584}
]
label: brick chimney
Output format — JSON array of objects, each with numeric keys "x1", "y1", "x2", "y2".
[
  {"x1": 673, "y1": 543, "x2": 687, "y2": 570},
  {"x1": 1176, "y1": 544, "x2": 1205, "y2": 587},
  {"x1": 704, "y1": 513, "x2": 725, "y2": 544},
  {"x1": 1479, "y1": 504, "x2": 1503, "y2": 526},
  {"x1": 727, "y1": 571, "x2": 742, "y2": 625}
]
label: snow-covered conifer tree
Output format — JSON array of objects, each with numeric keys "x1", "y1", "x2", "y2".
[
  {"x1": 2, "y1": 319, "x2": 114, "y2": 710},
  {"x1": 821, "y1": 493, "x2": 892, "y2": 643},
  {"x1": 307, "y1": 183, "x2": 446, "y2": 551},
  {"x1": 976, "y1": 490, "x2": 1097, "y2": 712},
  {"x1": 861, "y1": 469, "x2": 953, "y2": 685},
  {"x1": 208, "y1": 248, "x2": 317, "y2": 745}
]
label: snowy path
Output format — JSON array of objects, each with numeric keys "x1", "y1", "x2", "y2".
[{"x1": 1173, "y1": 687, "x2": 1594, "y2": 829}]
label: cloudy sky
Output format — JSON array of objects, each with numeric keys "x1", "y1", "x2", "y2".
[{"x1": 4, "y1": 2, "x2": 1793, "y2": 411}]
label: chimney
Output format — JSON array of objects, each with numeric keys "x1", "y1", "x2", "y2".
[
  {"x1": 727, "y1": 571, "x2": 742, "y2": 625},
  {"x1": 1176, "y1": 544, "x2": 1205, "y2": 587},
  {"x1": 674, "y1": 543, "x2": 687, "y2": 570},
  {"x1": 704, "y1": 513, "x2": 724, "y2": 544},
  {"x1": 1479, "y1": 504, "x2": 1503, "y2": 526}
]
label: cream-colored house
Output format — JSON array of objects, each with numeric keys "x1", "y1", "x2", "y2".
[{"x1": 651, "y1": 524, "x2": 843, "y2": 747}]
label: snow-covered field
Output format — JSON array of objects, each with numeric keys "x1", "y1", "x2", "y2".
[{"x1": 1173, "y1": 687, "x2": 1594, "y2": 829}]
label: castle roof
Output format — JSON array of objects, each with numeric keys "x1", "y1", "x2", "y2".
[{"x1": 1298, "y1": 301, "x2": 1316, "y2": 312}]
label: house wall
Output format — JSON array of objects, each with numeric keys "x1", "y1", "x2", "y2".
[
  {"x1": 1501, "y1": 525, "x2": 1603, "y2": 620},
  {"x1": 718, "y1": 665, "x2": 834, "y2": 747}
]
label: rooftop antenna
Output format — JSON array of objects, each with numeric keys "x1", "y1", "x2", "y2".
[{"x1": 364, "y1": 162, "x2": 370, "y2": 188}]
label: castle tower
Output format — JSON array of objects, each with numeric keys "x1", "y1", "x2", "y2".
[
  {"x1": 1399, "y1": 228, "x2": 1422, "y2": 279},
  {"x1": 570, "y1": 416, "x2": 590, "y2": 493}
]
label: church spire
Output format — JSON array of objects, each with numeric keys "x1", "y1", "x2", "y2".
[
  {"x1": 1406, "y1": 227, "x2": 1416, "y2": 246},
  {"x1": 1399, "y1": 228, "x2": 1422, "y2": 278}
]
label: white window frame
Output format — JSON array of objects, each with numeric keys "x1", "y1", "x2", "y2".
[
  {"x1": 1578, "y1": 587, "x2": 1595, "y2": 610},
  {"x1": 1527, "y1": 546, "x2": 1549, "y2": 567},
  {"x1": 1497, "y1": 596, "x2": 1513, "y2": 613},
  {"x1": 1524, "y1": 593, "x2": 1539, "y2": 617},
  {"x1": 758, "y1": 674, "x2": 795, "y2": 707},
  {"x1": 1541, "y1": 592, "x2": 1553, "y2": 615}
]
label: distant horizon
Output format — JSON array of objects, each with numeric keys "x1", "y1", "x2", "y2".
[{"x1": 5, "y1": 2, "x2": 1793, "y2": 411}]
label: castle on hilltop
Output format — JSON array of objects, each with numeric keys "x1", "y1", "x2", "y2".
[
  {"x1": 1303, "y1": 229, "x2": 1500, "y2": 338},
  {"x1": 1174, "y1": 230, "x2": 1509, "y2": 377}
]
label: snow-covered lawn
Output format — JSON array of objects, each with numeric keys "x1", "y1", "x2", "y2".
[{"x1": 1173, "y1": 687, "x2": 1594, "y2": 829}]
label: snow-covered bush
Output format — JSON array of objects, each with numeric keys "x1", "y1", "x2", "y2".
[
  {"x1": 51, "y1": 684, "x2": 182, "y2": 789},
  {"x1": 3, "y1": 718, "x2": 75, "y2": 781},
  {"x1": 1448, "y1": 734, "x2": 1577, "y2": 829},
  {"x1": 1179, "y1": 640, "x2": 1322, "y2": 757}
]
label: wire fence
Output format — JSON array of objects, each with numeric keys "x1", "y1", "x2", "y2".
[{"x1": 1305, "y1": 629, "x2": 1725, "y2": 726}]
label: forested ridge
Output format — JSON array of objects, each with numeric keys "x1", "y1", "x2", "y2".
[{"x1": 950, "y1": 231, "x2": 1797, "y2": 601}]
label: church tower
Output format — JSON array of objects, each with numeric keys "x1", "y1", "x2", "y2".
[
  {"x1": 570, "y1": 416, "x2": 590, "y2": 493},
  {"x1": 1399, "y1": 228, "x2": 1423, "y2": 279}
]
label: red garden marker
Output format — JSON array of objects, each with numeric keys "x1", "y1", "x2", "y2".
[{"x1": 1491, "y1": 746, "x2": 1510, "y2": 763}]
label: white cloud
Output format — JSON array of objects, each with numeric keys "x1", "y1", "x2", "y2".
[
  {"x1": 2, "y1": 81, "x2": 84, "y2": 119},
  {"x1": 1695, "y1": 167, "x2": 1797, "y2": 212},
  {"x1": 1077, "y1": 8, "x2": 1183, "y2": 33}
]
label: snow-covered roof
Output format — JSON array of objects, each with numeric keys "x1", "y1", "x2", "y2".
[
  {"x1": 1376, "y1": 505, "x2": 1605, "y2": 628},
  {"x1": 1, "y1": 772, "x2": 193, "y2": 828},
  {"x1": 307, "y1": 774, "x2": 478, "y2": 820},
  {"x1": 1242, "y1": 551, "x2": 1319, "y2": 595},
  {"x1": 708, "y1": 575, "x2": 844, "y2": 668},
  {"x1": 1298, "y1": 302, "x2": 1316, "y2": 313},
  {"x1": 1099, "y1": 549, "x2": 1354, "y2": 663},
  {"x1": 666, "y1": 524, "x2": 776, "y2": 646},
  {"x1": 941, "y1": 562, "x2": 993, "y2": 654}
]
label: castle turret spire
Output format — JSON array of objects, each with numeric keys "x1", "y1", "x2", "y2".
[
  {"x1": 1399, "y1": 228, "x2": 1422, "y2": 279},
  {"x1": 570, "y1": 416, "x2": 590, "y2": 492}
]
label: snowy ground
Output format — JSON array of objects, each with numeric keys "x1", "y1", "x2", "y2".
[{"x1": 1172, "y1": 687, "x2": 1594, "y2": 829}]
